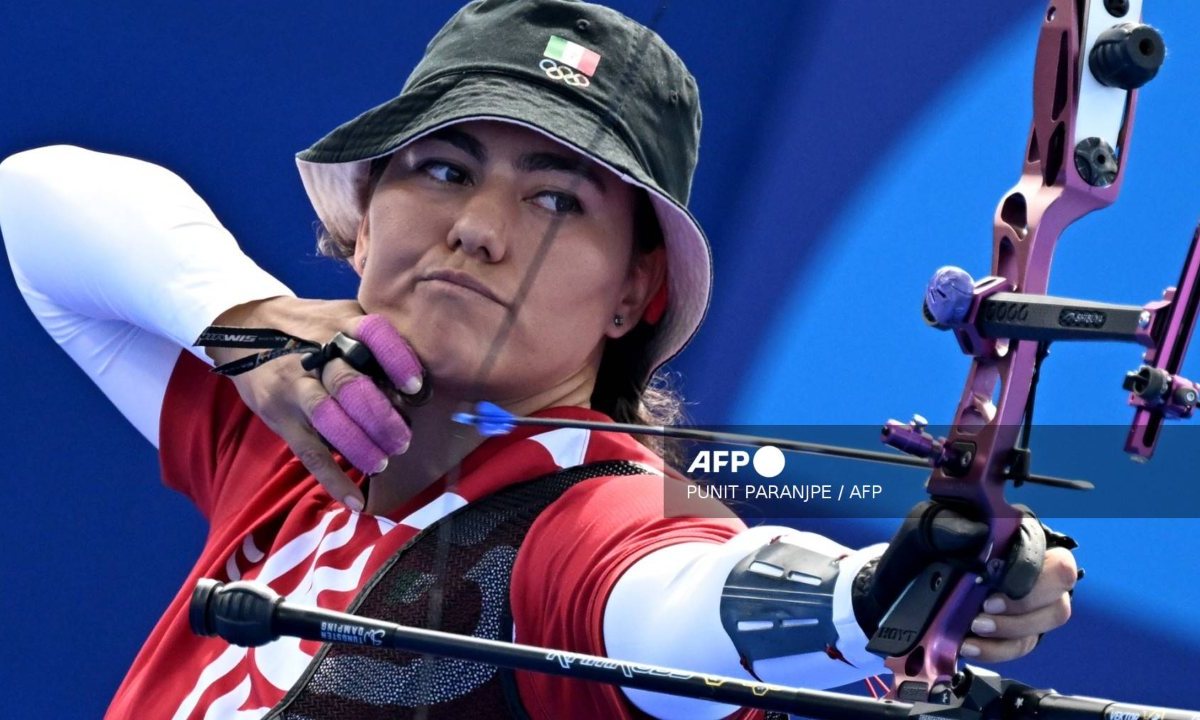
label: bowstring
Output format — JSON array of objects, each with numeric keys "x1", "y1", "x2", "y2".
[{"x1": 412, "y1": 1, "x2": 675, "y2": 711}]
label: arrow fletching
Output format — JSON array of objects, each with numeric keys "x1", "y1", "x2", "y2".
[{"x1": 452, "y1": 401, "x2": 517, "y2": 436}]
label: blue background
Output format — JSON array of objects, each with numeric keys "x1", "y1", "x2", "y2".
[{"x1": 2, "y1": 1, "x2": 1198, "y2": 716}]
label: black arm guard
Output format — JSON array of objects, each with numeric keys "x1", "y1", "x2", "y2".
[{"x1": 719, "y1": 539, "x2": 843, "y2": 664}]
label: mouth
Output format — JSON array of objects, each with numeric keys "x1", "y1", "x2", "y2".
[{"x1": 417, "y1": 269, "x2": 507, "y2": 307}]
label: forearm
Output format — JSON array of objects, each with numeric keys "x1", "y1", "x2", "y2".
[
  {"x1": 0, "y1": 145, "x2": 294, "y2": 444},
  {"x1": 0, "y1": 145, "x2": 293, "y2": 358},
  {"x1": 603, "y1": 527, "x2": 888, "y2": 720}
]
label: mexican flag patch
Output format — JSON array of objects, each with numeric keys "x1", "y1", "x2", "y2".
[{"x1": 543, "y1": 35, "x2": 601, "y2": 77}]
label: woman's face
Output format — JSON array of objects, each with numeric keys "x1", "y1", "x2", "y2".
[{"x1": 354, "y1": 120, "x2": 662, "y2": 405}]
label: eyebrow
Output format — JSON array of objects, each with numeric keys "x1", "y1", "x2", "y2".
[
  {"x1": 516, "y1": 152, "x2": 608, "y2": 195},
  {"x1": 424, "y1": 127, "x2": 607, "y2": 195},
  {"x1": 426, "y1": 128, "x2": 488, "y2": 164}
]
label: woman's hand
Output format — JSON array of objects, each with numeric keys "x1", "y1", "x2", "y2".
[
  {"x1": 962, "y1": 545, "x2": 1077, "y2": 661},
  {"x1": 207, "y1": 296, "x2": 423, "y2": 510},
  {"x1": 857, "y1": 502, "x2": 1079, "y2": 664}
]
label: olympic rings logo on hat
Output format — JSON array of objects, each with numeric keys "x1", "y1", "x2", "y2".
[{"x1": 539, "y1": 58, "x2": 591, "y2": 88}]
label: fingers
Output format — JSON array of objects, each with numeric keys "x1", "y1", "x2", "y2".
[
  {"x1": 988, "y1": 547, "x2": 1079, "y2": 615},
  {"x1": 311, "y1": 394, "x2": 390, "y2": 476},
  {"x1": 279, "y1": 417, "x2": 368, "y2": 513},
  {"x1": 355, "y1": 314, "x2": 424, "y2": 394},
  {"x1": 297, "y1": 358, "x2": 412, "y2": 508},
  {"x1": 971, "y1": 591, "x2": 1071, "y2": 638},
  {"x1": 288, "y1": 322, "x2": 418, "y2": 510},
  {"x1": 962, "y1": 599, "x2": 1067, "y2": 662},
  {"x1": 961, "y1": 547, "x2": 1077, "y2": 663},
  {"x1": 220, "y1": 303, "x2": 424, "y2": 512},
  {"x1": 321, "y1": 361, "x2": 412, "y2": 456},
  {"x1": 293, "y1": 361, "x2": 413, "y2": 511},
  {"x1": 960, "y1": 633, "x2": 1041, "y2": 663}
]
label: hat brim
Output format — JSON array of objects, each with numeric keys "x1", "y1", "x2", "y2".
[{"x1": 296, "y1": 74, "x2": 711, "y2": 379}]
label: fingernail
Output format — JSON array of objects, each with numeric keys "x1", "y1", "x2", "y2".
[
  {"x1": 971, "y1": 617, "x2": 996, "y2": 634},
  {"x1": 402, "y1": 376, "x2": 423, "y2": 395},
  {"x1": 343, "y1": 495, "x2": 364, "y2": 513},
  {"x1": 960, "y1": 642, "x2": 981, "y2": 658},
  {"x1": 398, "y1": 438, "x2": 411, "y2": 454},
  {"x1": 373, "y1": 458, "x2": 389, "y2": 475},
  {"x1": 983, "y1": 597, "x2": 1006, "y2": 614}
]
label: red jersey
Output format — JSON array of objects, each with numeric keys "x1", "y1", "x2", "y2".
[{"x1": 105, "y1": 352, "x2": 755, "y2": 719}]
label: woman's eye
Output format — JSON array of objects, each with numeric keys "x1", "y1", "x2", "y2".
[
  {"x1": 532, "y1": 191, "x2": 583, "y2": 214},
  {"x1": 420, "y1": 161, "x2": 469, "y2": 185}
]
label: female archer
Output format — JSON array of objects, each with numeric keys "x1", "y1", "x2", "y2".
[{"x1": 0, "y1": 1, "x2": 1076, "y2": 718}]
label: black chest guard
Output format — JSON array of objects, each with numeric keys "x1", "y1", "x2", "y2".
[{"x1": 268, "y1": 460, "x2": 648, "y2": 719}]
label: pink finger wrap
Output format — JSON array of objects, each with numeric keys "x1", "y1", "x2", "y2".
[
  {"x1": 334, "y1": 375, "x2": 412, "y2": 455},
  {"x1": 311, "y1": 396, "x2": 387, "y2": 474},
  {"x1": 357, "y1": 314, "x2": 423, "y2": 392}
]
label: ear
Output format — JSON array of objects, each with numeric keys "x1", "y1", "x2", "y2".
[
  {"x1": 351, "y1": 211, "x2": 371, "y2": 277},
  {"x1": 607, "y1": 246, "x2": 667, "y2": 339}
]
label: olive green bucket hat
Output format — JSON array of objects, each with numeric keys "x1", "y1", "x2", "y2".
[{"x1": 296, "y1": 0, "x2": 710, "y2": 381}]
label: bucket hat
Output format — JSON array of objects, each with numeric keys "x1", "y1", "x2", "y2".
[{"x1": 296, "y1": 0, "x2": 709, "y2": 382}]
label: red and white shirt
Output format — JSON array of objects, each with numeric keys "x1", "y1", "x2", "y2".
[
  {"x1": 105, "y1": 353, "x2": 755, "y2": 719},
  {"x1": 1, "y1": 147, "x2": 881, "y2": 720}
]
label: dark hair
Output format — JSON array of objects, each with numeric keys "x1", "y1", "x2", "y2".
[
  {"x1": 315, "y1": 155, "x2": 687, "y2": 458},
  {"x1": 589, "y1": 190, "x2": 686, "y2": 458}
]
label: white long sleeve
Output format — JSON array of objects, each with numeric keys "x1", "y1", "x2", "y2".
[
  {"x1": 604, "y1": 528, "x2": 888, "y2": 719},
  {"x1": 0, "y1": 146, "x2": 295, "y2": 446}
]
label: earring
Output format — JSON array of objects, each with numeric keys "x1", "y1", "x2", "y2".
[{"x1": 613, "y1": 315, "x2": 624, "y2": 327}]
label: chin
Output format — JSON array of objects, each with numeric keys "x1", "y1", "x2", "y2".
[
  {"x1": 418, "y1": 345, "x2": 546, "y2": 402},
  {"x1": 402, "y1": 328, "x2": 494, "y2": 393}
]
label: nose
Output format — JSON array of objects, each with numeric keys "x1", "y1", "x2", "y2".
[{"x1": 446, "y1": 184, "x2": 510, "y2": 263}]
